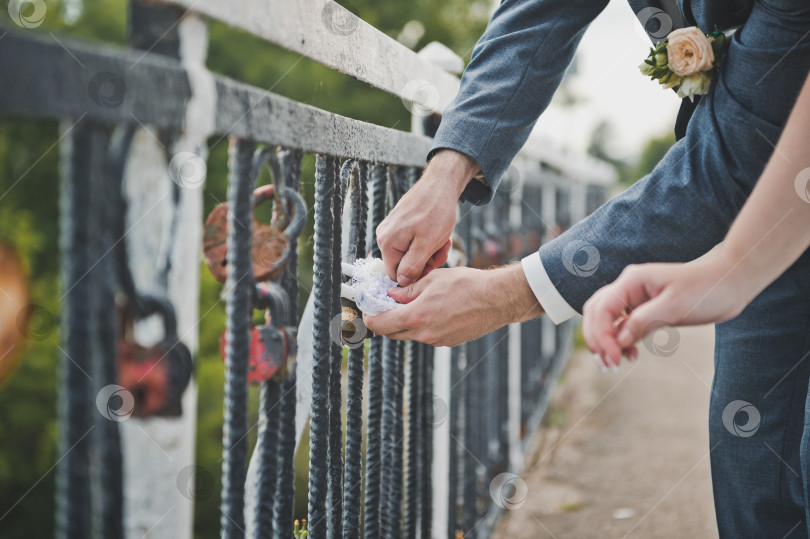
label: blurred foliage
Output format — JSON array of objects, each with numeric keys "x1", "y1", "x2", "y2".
[{"x1": 0, "y1": 0, "x2": 488, "y2": 537}]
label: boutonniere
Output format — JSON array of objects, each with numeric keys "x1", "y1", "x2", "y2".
[{"x1": 639, "y1": 27, "x2": 730, "y2": 101}]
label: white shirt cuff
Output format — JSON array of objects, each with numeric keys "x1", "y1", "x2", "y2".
[{"x1": 521, "y1": 252, "x2": 578, "y2": 325}]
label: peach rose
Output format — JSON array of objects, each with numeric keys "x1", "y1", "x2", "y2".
[{"x1": 666, "y1": 27, "x2": 714, "y2": 77}]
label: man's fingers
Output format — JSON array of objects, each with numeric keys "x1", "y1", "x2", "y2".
[
  {"x1": 363, "y1": 306, "x2": 410, "y2": 336},
  {"x1": 387, "y1": 272, "x2": 434, "y2": 305},
  {"x1": 379, "y1": 236, "x2": 409, "y2": 282},
  {"x1": 395, "y1": 240, "x2": 434, "y2": 287}
]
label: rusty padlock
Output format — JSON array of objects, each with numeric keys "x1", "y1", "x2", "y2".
[
  {"x1": 117, "y1": 297, "x2": 193, "y2": 417},
  {"x1": 203, "y1": 184, "x2": 306, "y2": 283},
  {"x1": 219, "y1": 281, "x2": 297, "y2": 385}
]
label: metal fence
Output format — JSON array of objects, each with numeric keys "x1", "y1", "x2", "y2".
[{"x1": 0, "y1": 0, "x2": 615, "y2": 537}]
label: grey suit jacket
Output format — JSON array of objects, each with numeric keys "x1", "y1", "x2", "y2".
[{"x1": 430, "y1": 0, "x2": 810, "y2": 312}]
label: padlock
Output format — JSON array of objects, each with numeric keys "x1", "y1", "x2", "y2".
[
  {"x1": 219, "y1": 281, "x2": 297, "y2": 385},
  {"x1": 218, "y1": 324, "x2": 296, "y2": 385},
  {"x1": 117, "y1": 297, "x2": 193, "y2": 417},
  {"x1": 203, "y1": 184, "x2": 306, "y2": 283}
]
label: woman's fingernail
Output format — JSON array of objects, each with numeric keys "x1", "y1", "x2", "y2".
[
  {"x1": 600, "y1": 363, "x2": 608, "y2": 373},
  {"x1": 610, "y1": 364, "x2": 619, "y2": 373},
  {"x1": 397, "y1": 275, "x2": 412, "y2": 287},
  {"x1": 617, "y1": 328, "x2": 633, "y2": 347}
]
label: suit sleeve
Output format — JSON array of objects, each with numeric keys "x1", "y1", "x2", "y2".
[{"x1": 429, "y1": 0, "x2": 610, "y2": 205}]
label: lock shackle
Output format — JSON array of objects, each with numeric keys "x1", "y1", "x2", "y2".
[
  {"x1": 279, "y1": 187, "x2": 306, "y2": 242},
  {"x1": 129, "y1": 294, "x2": 179, "y2": 340},
  {"x1": 254, "y1": 281, "x2": 292, "y2": 326}
]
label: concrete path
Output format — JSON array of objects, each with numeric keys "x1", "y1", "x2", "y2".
[{"x1": 493, "y1": 325, "x2": 718, "y2": 539}]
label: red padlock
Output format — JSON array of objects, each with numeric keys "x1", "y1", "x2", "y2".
[
  {"x1": 219, "y1": 324, "x2": 293, "y2": 385},
  {"x1": 116, "y1": 299, "x2": 193, "y2": 417}
]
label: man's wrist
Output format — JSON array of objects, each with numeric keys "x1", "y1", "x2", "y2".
[
  {"x1": 486, "y1": 263, "x2": 545, "y2": 325},
  {"x1": 425, "y1": 149, "x2": 481, "y2": 198}
]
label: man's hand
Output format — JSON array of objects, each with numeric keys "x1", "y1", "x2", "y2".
[
  {"x1": 364, "y1": 264, "x2": 543, "y2": 347},
  {"x1": 376, "y1": 149, "x2": 480, "y2": 286}
]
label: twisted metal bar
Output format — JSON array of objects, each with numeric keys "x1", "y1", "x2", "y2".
[
  {"x1": 221, "y1": 138, "x2": 256, "y2": 539},
  {"x1": 273, "y1": 149, "x2": 303, "y2": 536},
  {"x1": 342, "y1": 160, "x2": 368, "y2": 539},
  {"x1": 363, "y1": 163, "x2": 387, "y2": 538},
  {"x1": 308, "y1": 154, "x2": 336, "y2": 537},
  {"x1": 56, "y1": 118, "x2": 102, "y2": 539},
  {"x1": 447, "y1": 345, "x2": 462, "y2": 538},
  {"x1": 91, "y1": 125, "x2": 136, "y2": 539},
  {"x1": 254, "y1": 379, "x2": 281, "y2": 538},
  {"x1": 420, "y1": 344, "x2": 435, "y2": 539},
  {"x1": 381, "y1": 167, "x2": 408, "y2": 539},
  {"x1": 327, "y1": 157, "x2": 345, "y2": 538},
  {"x1": 253, "y1": 149, "x2": 285, "y2": 539},
  {"x1": 404, "y1": 341, "x2": 422, "y2": 539}
]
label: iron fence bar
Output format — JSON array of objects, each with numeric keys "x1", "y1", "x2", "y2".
[
  {"x1": 327, "y1": 157, "x2": 346, "y2": 538},
  {"x1": 405, "y1": 341, "x2": 422, "y2": 539},
  {"x1": 56, "y1": 117, "x2": 104, "y2": 539},
  {"x1": 363, "y1": 163, "x2": 388, "y2": 538},
  {"x1": 221, "y1": 137, "x2": 257, "y2": 539},
  {"x1": 420, "y1": 343, "x2": 435, "y2": 539},
  {"x1": 254, "y1": 380, "x2": 282, "y2": 538},
  {"x1": 273, "y1": 149, "x2": 304, "y2": 537},
  {"x1": 90, "y1": 124, "x2": 134, "y2": 539},
  {"x1": 308, "y1": 154, "x2": 338, "y2": 538},
  {"x1": 342, "y1": 160, "x2": 369, "y2": 539}
]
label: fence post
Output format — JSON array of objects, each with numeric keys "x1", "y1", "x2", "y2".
[{"x1": 119, "y1": 6, "x2": 210, "y2": 537}]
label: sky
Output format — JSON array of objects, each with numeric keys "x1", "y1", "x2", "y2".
[{"x1": 533, "y1": 0, "x2": 683, "y2": 159}]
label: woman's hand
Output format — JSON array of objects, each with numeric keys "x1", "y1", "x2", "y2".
[
  {"x1": 364, "y1": 264, "x2": 543, "y2": 347},
  {"x1": 582, "y1": 253, "x2": 753, "y2": 367}
]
